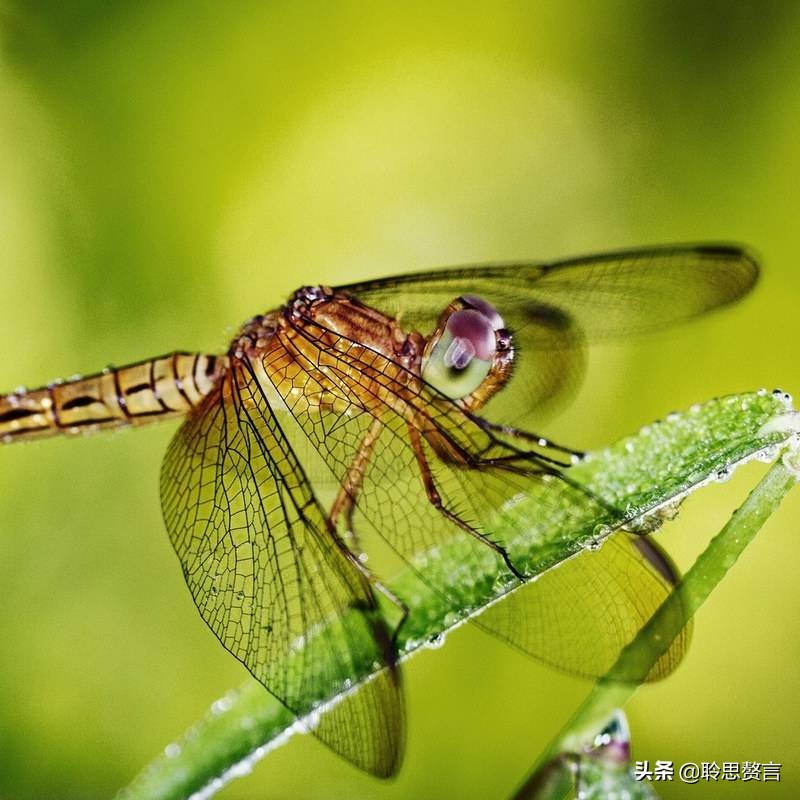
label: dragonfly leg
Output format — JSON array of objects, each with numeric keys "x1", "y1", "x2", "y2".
[
  {"x1": 330, "y1": 533, "x2": 410, "y2": 650},
  {"x1": 327, "y1": 417, "x2": 410, "y2": 645},
  {"x1": 483, "y1": 453, "x2": 623, "y2": 519},
  {"x1": 480, "y1": 449, "x2": 571, "y2": 469},
  {"x1": 474, "y1": 417, "x2": 585, "y2": 460},
  {"x1": 407, "y1": 423, "x2": 525, "y2": 582},
  {"x1": 329, "y1": 417, "x2": 384, "y2": 549}
]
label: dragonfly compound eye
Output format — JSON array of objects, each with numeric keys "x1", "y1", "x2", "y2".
[
  {"x1": 460, "y1": 294, "x2": 505, "y2": 330},
  {"x1": 422, "y1": 306, "x2": 500, "y2": 399}
]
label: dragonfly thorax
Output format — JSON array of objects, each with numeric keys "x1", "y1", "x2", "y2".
[
  {"x1": 231, "y1": 312, "x2": 281, "y2": 358},
  {"x1": 300, "y1": 291, "x2": 414, "y2": 365}
]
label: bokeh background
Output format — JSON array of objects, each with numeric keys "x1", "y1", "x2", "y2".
[{"x1": 1, "y1": 2, "x2": 799, "y2": 798}]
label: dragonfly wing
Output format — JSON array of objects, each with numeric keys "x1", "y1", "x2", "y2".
[
  {"x1": 263, "y1": 327, "x2": 511, "y2": 586},
  {"x1": 268, "y1": 319, "x2": 609, "y2": 606},
  {"x1": 339, "y1": 244, "x2": 757, "y2": 336},
  {"x1": 269, "y1": 316, "x2": 688, "y2": 681},
  {"x1": 160, "y1": 358, "x2": 404, "y2": 777},
  {"x1": 474, "y1": 533, "x2": 691, "y2": 682},
  {"x1": 339, "y1": 244, "x2": 757, "y2": 423}
]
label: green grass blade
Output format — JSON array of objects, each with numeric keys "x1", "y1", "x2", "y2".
[
  {"x1": 118, "y1": 390, "x2": 799, "y2": 800},
  {"x1": 513, "y1": 456, "x2": 799, "y2": 799}
]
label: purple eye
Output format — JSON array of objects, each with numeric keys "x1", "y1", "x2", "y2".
[
  {"x1": 460, "y1": 295, "x2": 504, "y2": 330},
  {"x1": 445, "y1": 308, "x2": 496, "y2": 364},
  {"x1": 422, "y1": 301, "x2": 502, "y2": 398}
]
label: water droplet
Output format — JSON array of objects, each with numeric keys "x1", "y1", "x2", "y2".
[
  {"x1": 582, "y1": 536, "x2": 599, "y2": 552},
  {"x1": 623, "y1": 514, "x2": 648, "y2": 533},
  {"x1": 164, "y1": 742, "x2": 181, "y2": 759},
  {"x1": 211, "y1": 695, "x2": 234, "y2": 715},
  {"x1": 756, "y1": 445, "x2": 778, "y2": 463},
  {"x1": 443, "y1": 611, "x2": 461, "y2": 628},
  {"x1": 426, "y1": 632, "x2": 446, "y2": 649},
  {"x1": 13, "y1": 385, "x2": 27, "y2": 395},
  {"x1": 714, "y1": 467, "x2": 732, "y2": 483},
  {"x1": 228, "y1": 758, "x2": 255, "y2": 778},
  {"x1": 757, "y1": 387, "x2": 768, "y2": 396},
  {"x1": 357, "y1": 551, "x2": 369, "y2": 564},
  {"x1": 781, "y1": 448, "x2": 800, "y2": 481},
  {"x1": 583, "y1": 524, "x2": 611, "y2": 551},
  {"x1": 492, "y1": 572, "x2": 516, "y2": 593},
  {"x1": 593, "y1": 523, "x2": 612, "y2": 539},
  {"x1": 772, "y1": 389, "x2": 794, "y2": 408}
]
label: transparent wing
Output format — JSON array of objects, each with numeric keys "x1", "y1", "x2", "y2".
[
  {"x1": 339, "y1": 244, "x2": 757, "y2": 422},
  {"x1": 262, "y1": 323, "x2": 521, "y2": 588},
  {"x1": 160, "y1": 358, "x2": 404, "y2": 777},
  {"x1": 475, "y1": 534, "x2": 691, "y2": 682},
  {"x1": 264, "y1": 317, "x2": 691, "y2": 681}
]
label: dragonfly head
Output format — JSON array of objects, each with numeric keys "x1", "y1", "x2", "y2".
[
  {"x1": 288, "y1": 285, "x2": 334, "y2": 318},
  {"x1": 421, "y1": 295, "x2": 514, "y2": 410}
]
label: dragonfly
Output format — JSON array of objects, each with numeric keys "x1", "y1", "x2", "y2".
[{"x1": 0, "y1": 244, "x2": 758, "y2": 778}]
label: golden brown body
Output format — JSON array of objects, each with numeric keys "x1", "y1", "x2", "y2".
[
  {"x1": 0, "y1": 353, "x2": 224, "y2": 443},
  {"x1": 238, "y1": 287, "x2": 514, "y2": 467},
  {"x1": 0, "y1": 287, "x2": 509, "y2": 454}
]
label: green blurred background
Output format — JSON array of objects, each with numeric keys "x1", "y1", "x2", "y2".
[{"x1": 1, "y1": 2, "x2": 799, "y2": 798}]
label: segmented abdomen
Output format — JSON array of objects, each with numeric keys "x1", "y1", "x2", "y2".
[{"x1": 0, "y1": 352, "x2": 225, "y2": 443}]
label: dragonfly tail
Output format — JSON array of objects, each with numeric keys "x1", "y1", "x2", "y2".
[{"x1": 0, "y1": 352, "x2": 226, "y2": 444}]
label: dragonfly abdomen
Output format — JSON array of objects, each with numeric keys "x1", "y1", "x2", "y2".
[{"x1": 0, "y1": 352, "x2": 224, "y2": 444}]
